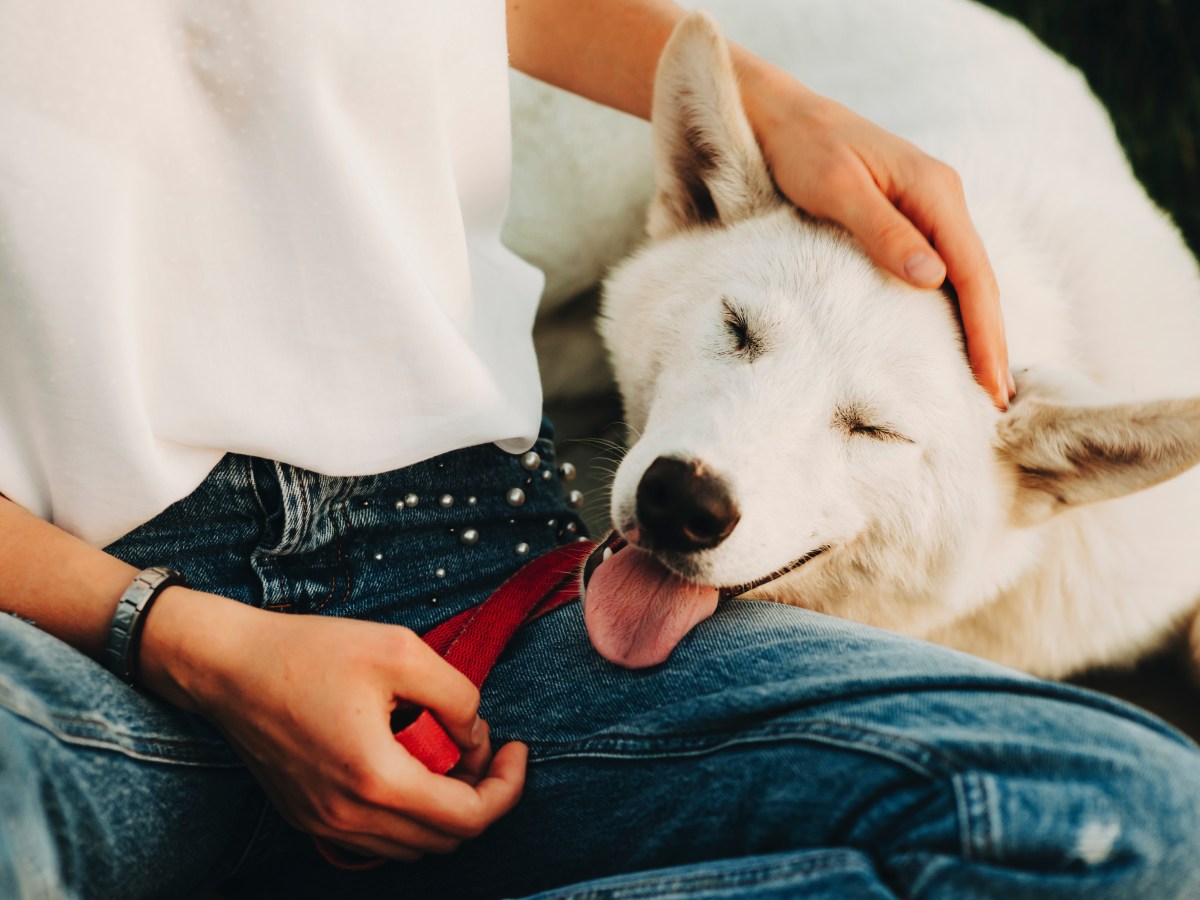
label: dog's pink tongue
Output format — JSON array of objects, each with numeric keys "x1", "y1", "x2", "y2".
[{"x1": 583, "y1": 543, "x2": 719, "y2": 668}]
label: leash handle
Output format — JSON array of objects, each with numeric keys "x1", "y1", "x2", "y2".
[
  {"x1": 395, "y1": 710, "x2": 462, "y2": 773},
  {"x1": 315, "y1": 539, "x2": 597, "y2": 870}
]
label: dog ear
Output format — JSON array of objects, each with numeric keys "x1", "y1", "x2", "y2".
[
  {"x1": 997, "y1": 369, "x2": 1200, "y2": 524},
  {"x1": 647, "y1": 12, "x2": 779, "y2": 240}
]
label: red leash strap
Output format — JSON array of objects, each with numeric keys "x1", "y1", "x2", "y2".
[{"x1": 315, "y1": 539, "x2": 597, "y2": 870}]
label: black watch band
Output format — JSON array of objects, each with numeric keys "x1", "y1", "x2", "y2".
[{"x1": 104, "y1": 566, "x2": 189, "y2": 687}]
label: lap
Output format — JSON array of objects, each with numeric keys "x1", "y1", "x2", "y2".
[{"x1": 229, "y1": 599, "x2": 1200, "y2": 899}]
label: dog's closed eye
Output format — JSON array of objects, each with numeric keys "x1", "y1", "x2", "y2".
[
  {"x1": 836, "y1": 404, "x2": 915, "y2": 443},
  {"x1": 721, "y1": 298, "x2": 764, "y2": 360}
]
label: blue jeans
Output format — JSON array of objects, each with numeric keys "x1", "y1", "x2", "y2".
[{"x1": 3, "y1": 422, "x2": 1200, "y2": 899}]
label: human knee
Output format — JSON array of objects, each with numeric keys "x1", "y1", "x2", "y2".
[
  {"x1": 1075, "y1": 747, "x2": 1200, "y2": 895},
  {"x1": 864, "y1": 700, "x2": 1200, "y2": 898},
  {"x1": 961, "y1": 734, "x2": 1200, "y2": 897}
]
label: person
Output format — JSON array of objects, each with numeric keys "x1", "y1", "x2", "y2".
[{"x1": 0, "y1": 1, "x2": 1197, "y2": 898}]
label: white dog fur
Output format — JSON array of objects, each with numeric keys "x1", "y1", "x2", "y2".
[{"x1": 505, "y1": 0, "x2": 1200, "y2": 679}]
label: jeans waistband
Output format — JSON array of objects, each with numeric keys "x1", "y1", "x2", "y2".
[{"x1": 105, "y1": 419, "x2": 589, "y2": 632}]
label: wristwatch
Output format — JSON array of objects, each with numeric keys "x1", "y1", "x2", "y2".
[{"x1": 104, "y1": 566, "x2": 189, "y2": 687}]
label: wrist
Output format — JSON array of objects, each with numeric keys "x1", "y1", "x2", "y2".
[
  {"x1": 730, "y1": 46, "x2": 818, "y2": 160},
  {"x1": 138, "y1": 586, "x2": 264, "y2": 714},
  {"x1": 731, "y1": 47, "x2": 784, "y2": 124}
]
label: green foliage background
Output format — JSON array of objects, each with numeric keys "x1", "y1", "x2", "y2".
[{"x1": 977, "y1": 0, "x2": 1199, "y2": 258}]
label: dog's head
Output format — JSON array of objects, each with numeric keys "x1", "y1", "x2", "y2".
[{"x1": 584, "y1": 12, "x2": 1200, "y2": 668}]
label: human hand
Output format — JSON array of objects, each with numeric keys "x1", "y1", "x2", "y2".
[
  {"x1": 139, "y1": 588, "x2": 527, "y2": 861},
  {"x1": 738, "y1": 59, "x2": 1014, "y2": 409}
]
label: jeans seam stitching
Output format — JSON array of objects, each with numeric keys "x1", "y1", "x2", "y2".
[
  {"x1": 544, "y1": 849, "x2": 871, "y2": 897},
  {"x1": 298, "y1": 468, "x2": 313, "y2": 552},
  {"x1": 1, "y1": 701, "x2": 238, "y2": 767},
  {"x1": 953, "y1": 771, "x2": 1001, "y2": 863},
  {"x1": 245, "y1": 456, "x2": 269, "y2": 521},
  {"x1": 527, "y1": 726, "x2": 942, "y2": 781},
  {"x1": 274, "y1": 462, "x2": 302, "y2": 555},
  {"x1": 314, "y1": 543, "x2": 337, "y2": 612},
  {"x1": 983, "y1": 772, "x2": 1002, "y2": 861},
  {"x1": 0, "y1": 675, "x2": 237, "y2": 765},
  {"x1": 526, "y1": 717, "x2": 950, "y2": 773},
  {"x1": 338, "y1": 491, "x2": 354, "y2": 607}
]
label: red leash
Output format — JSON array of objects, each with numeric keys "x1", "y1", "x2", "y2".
[{"x1": 316, "y1": 538, "x2": 597, "y2": 869}]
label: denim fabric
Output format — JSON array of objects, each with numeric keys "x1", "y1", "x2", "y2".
[{"x1": 3, "y1": 421, "x2": 1200, "y2": 899}]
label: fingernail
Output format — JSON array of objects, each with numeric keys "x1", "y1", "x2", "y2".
[
  {"x1": 471, "y1": 716, "x2": 486, "y2": 747},
  {"x1": 1006, "y1": 369, "x2": 1016, "y2": 399},
  {"x1": 995, "y1": 365, "x2": 1009, "y2": 410},
  {"x1": 904, "y1": 252, "x2": 943, "y2": 286}
]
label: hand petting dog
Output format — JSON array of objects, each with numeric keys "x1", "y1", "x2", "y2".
[
  {"x1": 739, "y1": 63, "x2": 1015, "y2": 409},
  {"x1": 507, "y1": 0, "x2": 1014, "y2": 409}
]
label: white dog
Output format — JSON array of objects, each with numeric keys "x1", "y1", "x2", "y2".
[{"x1": 505, "y1": 1, "x2": 1200, "y2": 679}]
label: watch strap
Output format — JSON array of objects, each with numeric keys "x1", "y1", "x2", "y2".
[{"x1": 104, "y1": 566, "x2": 188, "y2": 686}]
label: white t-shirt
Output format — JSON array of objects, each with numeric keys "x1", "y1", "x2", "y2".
[{"x1": 0, "y1": 1, "x2": 545, "y2": 547}]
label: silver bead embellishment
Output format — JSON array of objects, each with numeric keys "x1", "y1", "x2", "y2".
[
  {"x1": 460, "y1": 528, "x2": 480, "y2": 546},
  {"x1": 439, "y1": 493, "x2": 454, "y2": 508},
  {"x1": 567, "y1": 490, "x2": 585, "y2": 509},
  {"x1": 404, "y1": 493, "x2": 419, "y2": 508},
  {"x1": 373, "y1": 552, "x2": 384, "y2": 561},
  {"x1": 506, "y1": 488, "x2": 526, "y2": 507},
  {"x1": 541, "y1": 469, "x2": 553, "y2": 481},
  {"x1": 520, "y1": 450, "x2": 541, "y2": 471},
  {"x1": 430, "y1": 597, "x2": 439, "y2": 605},
  {"x1": 515, "y1": 542, "x2": 530, "y2": 556},
  {"x1": 467, "y1": 496, "x2": 478, "y2": 506},
  {"x1": 559, "y1": 462, "x2": 577, "y2": 482},
  {"x1": 435, "y1": 568, "x2": 446, "y2": 579}
]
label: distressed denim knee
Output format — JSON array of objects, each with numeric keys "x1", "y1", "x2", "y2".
[{"x1": 879, "y1": 707, "x2": 1200, "y2": 898}]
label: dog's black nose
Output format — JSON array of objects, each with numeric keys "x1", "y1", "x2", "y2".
[{"x1": 636, "y1": 457, "x2": 740, "y2": 553}]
